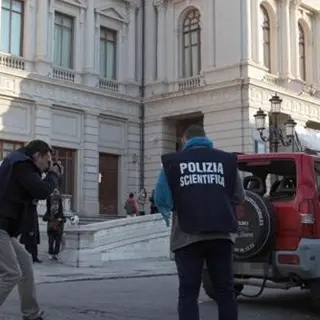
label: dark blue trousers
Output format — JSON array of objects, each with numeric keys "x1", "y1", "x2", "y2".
[{"x1": 174, "y1": 239, "x2": 238, "y2": 320}]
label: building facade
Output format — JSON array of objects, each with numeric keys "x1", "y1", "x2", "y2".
[
  {"x1": 0, "y1": 0, "x2": 143, "y2": 216},
  {"x1": 1, "y1": 0, "x2": 320, "y2": 216},
  {"x1": 143, "y1": 0, "x2": 320, "y2": 191}
]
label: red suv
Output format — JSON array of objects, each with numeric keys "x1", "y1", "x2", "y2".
[{"x1": 202, "y1": 152, "x2": 320, "y2": 311}]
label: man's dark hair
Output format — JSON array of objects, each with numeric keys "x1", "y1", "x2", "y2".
[
  {"x1": 25, "y1": 140, "x2": 53, "y2": 157},
  {"x1": 183, "y1": 125, "x2": 206, "y2": 140},
  {"x1": 129, "y1": 192, "x2": 134, "y2": 198}
]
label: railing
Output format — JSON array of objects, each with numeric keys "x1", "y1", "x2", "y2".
[
  {"x1": 98, "y1": 78, "x2": 119, "y2": 92},
  {"x1": 262, "y1": 73, "x2": 278, "y2": 85},
  {"x1": 178, "y1": 75, "x2": 202, "y2": 91},
  {"x1": 0, "y1": 53, "x2": 25, "y2": 70},
  {"x1": 52, "y1": 66, "x2": 75, "y2": 82}
]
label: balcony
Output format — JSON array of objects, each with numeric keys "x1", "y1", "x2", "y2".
[
  {"x1": 98, "y1": 78, "x2": 119, "y2": 92},
  {"x1": 51, "y1": 66, "x2": 75, "y2": 82},
  {"x1": 178, "y1": 75, "x2": 203, "y2": 91},
  {"x1": 0, "y1": 53, "x2": 25, "y2": 70}
]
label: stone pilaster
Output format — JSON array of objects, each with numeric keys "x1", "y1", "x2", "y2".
[
  {"x1": 154, "y1": 0, "x2": 167, "y2": 81},
  {"x1": 83, "y1": 1, "x2": 96, "y2": 86},
  {"x1": 279, "y1": 0, "x2": 291, "y2": 78},
  {"x1": 33, "y1": 103, "x2": 51, "y2": 143},
  {"x1": 126, "y1": 1, "x2": 139, "y2": 81},
  {"x1": 315, "y1": 12, "x2": 320, "y2": 84},
  {"x1": 35, "y1": 0, "x2": 51, "y2": 75},
  {"x1": 289, "y1": 0, "x2": 300, "y2": 78},
  {"x1": 81, "y1": 110, "x2": 99, "y2": 216}
]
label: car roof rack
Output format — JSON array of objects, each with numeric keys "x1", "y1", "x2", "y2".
[{"x1": 304, "y1": 147, "x2": 320, "y2": 156}]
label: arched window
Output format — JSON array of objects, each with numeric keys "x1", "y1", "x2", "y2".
[
  {"x1": 298, "y1": 23, "x2": 306, "y2": 81},
  {"x1": 182, "y1": 9, "x2": 201, "y2": 78},
  {"x1": 260, "y1": 5, "x2": 270, "y2": 71}
]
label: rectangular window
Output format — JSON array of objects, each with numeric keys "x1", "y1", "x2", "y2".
[
  {"x1": 0, "y1": 0, "x2": 24, "y2": 56},
  {"x1": 99, "y1": 27, "x2": 117, "y2": 80},
  {"x1": 53, "y1": 12, "x2": 74, "y2": 69},
  {"x1": 238, "y1": 159, "x2": 296, "y2": 200},
  {"x1": 314, "y1": 162, "x2": 320, "y2": 192},
  {"x1": 0, "y1": 140, "x2": 23, "y2": 159}
]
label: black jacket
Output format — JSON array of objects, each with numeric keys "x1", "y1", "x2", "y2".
[
  {"x1": 19, "y1": 204, "x2": 40, "y2": 245},
  {"x1": 0, "y1": 148, "x2": 59, "y2": 237}
]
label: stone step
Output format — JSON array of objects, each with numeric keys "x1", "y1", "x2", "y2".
[{"x1": 78, "y1": 215, "x2": 126, "y2": 225}]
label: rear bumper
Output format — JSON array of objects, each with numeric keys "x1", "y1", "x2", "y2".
[{"x1": 275, "y1": 238, "x2": 320, "y2": 279}]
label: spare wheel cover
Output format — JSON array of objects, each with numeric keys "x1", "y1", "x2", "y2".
[{"x1": 234, "y1": 190, "x2": 272, "y2": 259}]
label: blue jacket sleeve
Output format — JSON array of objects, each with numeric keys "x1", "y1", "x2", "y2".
[{"x1": 154, "y1": 169, "x2": 173, "y2": 222}]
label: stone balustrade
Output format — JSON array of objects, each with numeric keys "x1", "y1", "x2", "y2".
[{"x1": 39, "y1": 214, "x2": 170, "y2": 267}]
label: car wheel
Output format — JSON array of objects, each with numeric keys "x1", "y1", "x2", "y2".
[
  {"x1": 202, "y1": 269, "x2": 244, "y2": 300},
  {"x1": 310, "y1": 280, "x2": 320, "y2": 313}
]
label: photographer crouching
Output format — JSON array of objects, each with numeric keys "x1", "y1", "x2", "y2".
[{"x1": 0, "y1": 140, "x2": 61, "y2": 320}]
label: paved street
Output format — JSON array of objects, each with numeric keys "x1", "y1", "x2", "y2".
[{"x1": 1, "y1": 275, "x2": 318, "y2": 320}]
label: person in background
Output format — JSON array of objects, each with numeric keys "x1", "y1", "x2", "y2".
[
  {"x1": 155, "y1": 125, "x2": 245, "y2": 320},
  {"x1": 124, "y1": 192, "x2": 138, "y2": 217},
  {"x1": 19, "y1": 202, "x2": 42, "y2": 263},
  {"x1": 43, "y1": 162, "x2": 66, "y2": 261},
  {"x1": 0, "y1": 140, "x2": 61, "y2": 320},
  {"x1": 137, "y1": 187, "x2": 147, "y2": 216},
  {"x1": 149, "y1": 189, "x2": 158, "y2": 214}
]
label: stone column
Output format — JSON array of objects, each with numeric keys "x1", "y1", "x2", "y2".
[
  {"x1": 154, "y1": 0, "x2": 167, "y2": 81},
  {"x1": 23, "y1": 0, "x2": 36, "y2": 71},
  {"x1": 279, "y1": 0, "x2": 291, "y2": 78},
  {"x1": 82, "y1": 110, "x2": 100, "y2": 216},
  {"x1": 126, "y1": 1, "x2": 139, "y2": 81},
  {"x1": 35, "y1": 0, "x2": 51, "y2": 75},
  {"x1": 289, "y1": 0, "x2": 300, "y2": 78},
  {"x1": 33, "y1": 102, "x2": 51, "y2": 143}
]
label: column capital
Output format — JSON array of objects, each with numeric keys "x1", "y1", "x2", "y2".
[
  {"x1": 154, "y1": 0, "x2": 168, "y2": 10},
  {"x1": 290, "y1": 0, "x2": 302, "y2": 7},
  {"x1": 125, "y1": 0, "x2": 140, "y2": 11}
]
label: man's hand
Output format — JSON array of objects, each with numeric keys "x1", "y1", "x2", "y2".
[
  {"x1": 29, "y1": 232, "x2": 34, "y2": 236},
  {"x1": 162, "y1": 212, "x2": 171, "y2": 227}
]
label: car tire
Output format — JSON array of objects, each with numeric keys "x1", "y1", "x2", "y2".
[
  {"x1": 202, "y1": 268, "x2": 244, "y2": 300},
  {"x1": 310, "y1": 280, "x2": 320, "y2": 313},
  {"x1": 234, "y1": 190, "x2": 276, "y2": 260}
]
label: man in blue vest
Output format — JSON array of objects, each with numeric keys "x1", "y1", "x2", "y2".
[
  {"x1": 0, "y1": 140, "x2": 61, "y2": 320},
  {"x1": 155, "y1": 125, "x2": 245, "y2": 320}
]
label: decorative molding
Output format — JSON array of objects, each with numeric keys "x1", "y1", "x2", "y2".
[
  {"x1": 95, "y1": 6, "x2": 128, "y2": 24},
  {"x1": 0, "y1": 73, "x2": 139, "y2": 119},
  {"x1": 59, "y1": 0, "x2": 87, "y2": 8}
]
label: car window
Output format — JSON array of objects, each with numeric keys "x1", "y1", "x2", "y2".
[{"x1": 314, "y1": 162, "x2": 320, "y2": 192}]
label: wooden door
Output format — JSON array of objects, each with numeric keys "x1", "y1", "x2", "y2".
[{"x1": 99, "y1": 153, "x2": 119, "y2": 215}]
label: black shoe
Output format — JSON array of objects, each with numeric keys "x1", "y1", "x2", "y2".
[
  {"x1": 33, "y1": 258, "x2": 43, "y2": 263},
  {"x1": 23, "y1": 311, "x2": 44, "y2": 319},
  {"x1": 52, "y1": 255, "x2": 58, "y2": 261}
]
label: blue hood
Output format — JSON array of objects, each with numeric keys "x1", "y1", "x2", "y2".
[{"x1": 182, "y1": 137, "x2": 214, "y2": 150}]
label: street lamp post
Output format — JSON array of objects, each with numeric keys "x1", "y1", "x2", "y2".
[{"x1": 254, "y1": 93, "x2": 297, "y2": 152}]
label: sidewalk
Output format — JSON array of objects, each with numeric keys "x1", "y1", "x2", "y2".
[{"x1": 33, "y1": 258, "x2": 177, "y2": 284}]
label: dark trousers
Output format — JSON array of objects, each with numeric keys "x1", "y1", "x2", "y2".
[
  {"x1": 25, "y1": 242, "x2": 38, "y2": 261},
  {"x1": 174, "y1": 239, "x2": 238, "y2": 320},
  {"x1": 48, "y1": 232, "x2": 62, "y2": 255}
]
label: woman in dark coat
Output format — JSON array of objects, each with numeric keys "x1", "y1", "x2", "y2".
[{"x1": 43, "y1": 163, "x2": 65, "y2": 260}]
